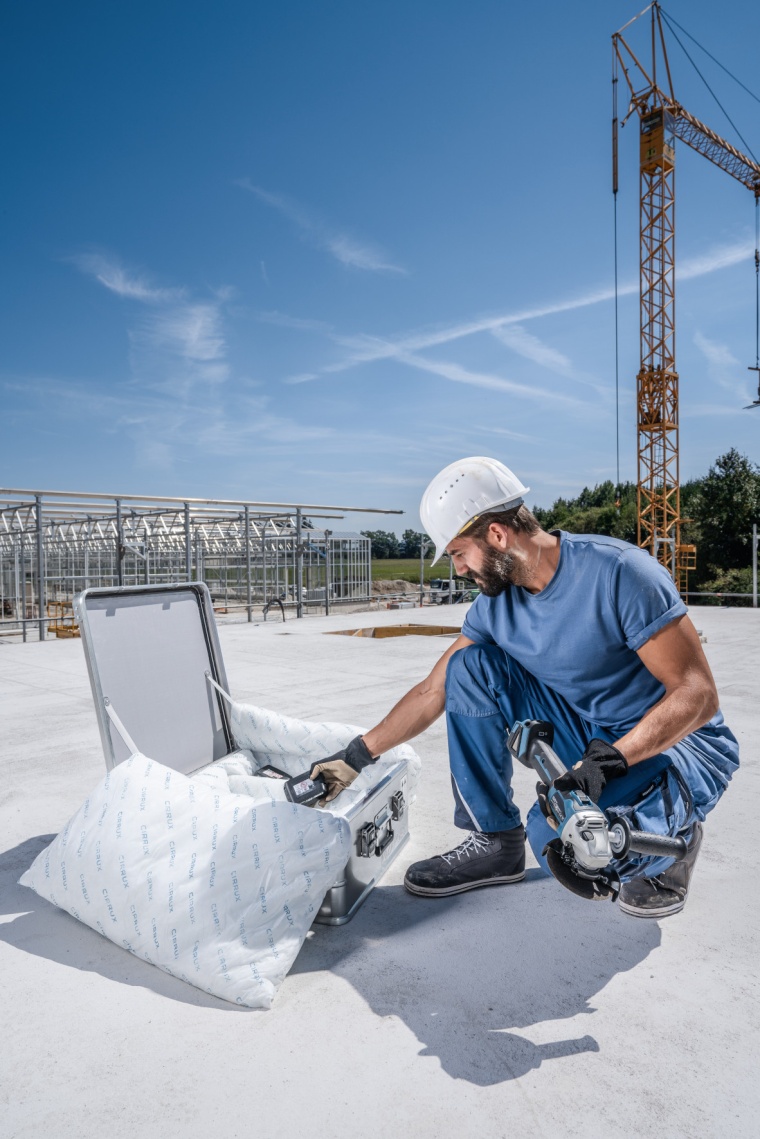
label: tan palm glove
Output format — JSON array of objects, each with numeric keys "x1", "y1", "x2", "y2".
[{"x1": 310, "y1": 736, "x2": 378, "y2": 804}]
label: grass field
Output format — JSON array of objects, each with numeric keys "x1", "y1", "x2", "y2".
[{"x1": 372, "y1": 559, "x2": 456, "y2": 584}]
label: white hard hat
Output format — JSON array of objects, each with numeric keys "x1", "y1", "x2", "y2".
[{"x1": 420, "y1": 456, "x2": 530, "y2": 565}]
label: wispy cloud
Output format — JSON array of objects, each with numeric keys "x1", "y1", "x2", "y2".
[
  {"x1": 130, "y1": 303, "x2": 230, "y2": 391},
  {"x1": 270, "y1": 235, "x2": 756, "y2": 396},
  {"x1": 73, "y1": 251, "x2": 232, "y2": 395},
  {"x1": 237, "y1": 179, "x2": 406, "y2": 274},
  {"x1": 682, "y1": 402, "x2": 752, "y2": 418},
  {"x1": 693, "y1": 330, "x2": 754, "y2": 406},
  {"x1": 153, "y1": 304, "x2": 226, "y2": 364},
  {"x1": 491, "y1": 323, "x2": 609, "y2": 394},
  {"x1": 184, "y1": 399, "x2": 335, "y2": 454},
  {"x1": 492, "y1": 324, "x2": 574, "y2": 373},
  {"x1": 8, "y1": 376, "x2": 335, "y2": 470},
  {"x1": 298, "y1": 468, "x2": 425, "y2": 488},
  {"x1": 694, "y1": 331, "x2": 742, "y2": 377},
  {"x1": 474, "y1": 423, "x2": 539, "y2": 443},
  {"x1": 325, "y1": 234, "x2": 403, "y2": 273},
  {"x1": 283, "y1": 372, "x2": 320, "y2": 385},
  {"x1": 257, "y1": 311, "x2": 334, "y2": 333},
  {"x1": 338, "y1": 236, "x2": 753, "y2": 363},
  {"x1": 679, "y1": 240, "x2": 755, "y2": 282},
  {"x1": 64, "y1": 251, "x2": 346, "y2": 471},
  {"x1": 72, "y1": 253, "x2": 184, "y2": 303},
  {"x1": 392, "y1": 349, "x2": 586, "y2": 407}
]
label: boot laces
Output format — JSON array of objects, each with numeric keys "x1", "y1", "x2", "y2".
[{"x1": 441, "y1": 832, "x2": 494, "y2": 865}]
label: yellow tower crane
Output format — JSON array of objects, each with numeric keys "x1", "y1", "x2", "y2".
[{"x1": 612, "y1": 2, "x2": 760, "y2": 592}]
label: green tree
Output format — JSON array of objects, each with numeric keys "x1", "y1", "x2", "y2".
[
  {"x1": 361, "y1": 530, "x2": 401, "y2": 559},
  {"x1": 574, "y1": 480, "x2": 617, "y2": 510},
  {"x1": 696, "y1": 566, "x2": 754, "y2": 607},
  {"x1": 532, "y1": 453, "x2": 760, "y2": 594},
  {"x1": 401, "y1": 529, "x2": 432, "y2": 559},
  {"x1": 533, "y1": 481, "x2": 637, "y2": 543},
  {"x1": 689, "y1": 449, "x2": 760, "y2": 579}
]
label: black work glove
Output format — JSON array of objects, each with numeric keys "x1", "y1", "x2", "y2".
[
  {"x1": 309, "y1": 736, "x2": 378, "y2": 804},
  {"x1": 551, "y1": 738, "x2": 628, "y2": 805}
]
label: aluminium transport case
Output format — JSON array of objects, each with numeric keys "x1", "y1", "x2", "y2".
[
  {"x1": 315, "y1": 760, "x2": 409, "y2": 925},
  {"x1": 73, "y1": 582, "x2": 410, "y2": 925}
]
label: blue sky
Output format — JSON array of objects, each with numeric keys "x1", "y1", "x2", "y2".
[{"x1": 2, "y1": 1, "x2": 759, "y2": 534}]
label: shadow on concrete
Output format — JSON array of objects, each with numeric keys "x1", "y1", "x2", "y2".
[
  {"x1": 3, "y1": 837, "x2": 663, "y2": 1071},
  {"x1": 292, "y1": 870, "x2": 662, "y2": 1085},
  {"x1": 0, "y1": 836, "x2": 244, "y2": 1011}
]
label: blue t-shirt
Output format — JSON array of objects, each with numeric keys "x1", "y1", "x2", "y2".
[{"x1": 461, "y1": 531, "x2": 687, "y2": 732}]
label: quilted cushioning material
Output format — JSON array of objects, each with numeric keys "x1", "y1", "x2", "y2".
[{"x1": 19, "y1": 754, "x2": 350, "y2": 1008}]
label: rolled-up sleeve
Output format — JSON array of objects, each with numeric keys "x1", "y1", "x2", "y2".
[
  {"x1": 461, "y1": 596, "x2": 497, "y2": 646},
  {"x1": 611, "y1": 550, "x2": 687, "y2": 652}
]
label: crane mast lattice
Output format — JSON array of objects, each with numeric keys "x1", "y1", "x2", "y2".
[{"x1": 613, "y1": 3, "x2": 760, "y2": 591}]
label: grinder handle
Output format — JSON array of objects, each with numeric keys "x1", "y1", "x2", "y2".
[
  {"x1": 507, "y1": 720, "x2": 564, "y2": 782},
  {"x1": 627, "y1": 829, "x2": 688, "y2": 859},
  {"x1": 610, "y1": 816, "x2": 689, "y2": 860},
  {"x1": 529, "y1": 738, "x2": 570, "y2": 786}
]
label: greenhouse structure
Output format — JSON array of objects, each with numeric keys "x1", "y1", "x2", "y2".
[{"x1": 0, "y1": 488, "x2": 402, "y2": 641}]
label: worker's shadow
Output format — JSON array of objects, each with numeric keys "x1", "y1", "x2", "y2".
[
  {"x1": 291, "y1": 866, "x2": 662, "y2": 1086},
  {"x1": 0, "y1": 835, "x2": 240, "y2": 1012},
  {"x1": 3, "y1": 835, "x2": 663, "y2": 1077}
]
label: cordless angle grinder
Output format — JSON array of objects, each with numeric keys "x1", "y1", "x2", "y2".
[{"x1": 507, "y1": 719, "x2": 689, "y2": 902}]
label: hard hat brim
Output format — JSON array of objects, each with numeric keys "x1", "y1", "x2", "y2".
[{"x1": 429, "y1": 495, "x2": 526, "y2": 568}]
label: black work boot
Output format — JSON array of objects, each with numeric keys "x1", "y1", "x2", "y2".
[
  {"x1": 403, "y1": 826, "x2": 525, "y2": 897},
  {"x1": 618, "y1": 822, "x2": 704, "y2": 919}
]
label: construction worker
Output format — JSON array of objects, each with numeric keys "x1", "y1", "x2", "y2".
[{"x1": 311, "y1": 457, "x2": 739, "y2": 917}]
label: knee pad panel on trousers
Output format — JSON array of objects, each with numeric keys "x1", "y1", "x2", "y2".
[{"x1": 445, "y1": 643, "x2": 517, "y2": 715}]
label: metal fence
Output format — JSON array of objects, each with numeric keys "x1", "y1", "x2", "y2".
[{"x1": 0, "y1": 488, "x2": 402, "y2": 641}]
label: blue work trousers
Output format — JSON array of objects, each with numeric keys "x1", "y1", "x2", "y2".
[{"x1": 445, "y1": 644, "x2": 739, "y2": 881}]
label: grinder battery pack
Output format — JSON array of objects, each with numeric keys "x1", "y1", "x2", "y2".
[
  {"x1": 256, "y1": 765, "x2": 290, "y2": 780},
  {"x1": 284, "y1": 770, "x2": 328, "y2": 807},
  {"x1": 255, "y1": 763, "x2": 328, "y2": 806}
]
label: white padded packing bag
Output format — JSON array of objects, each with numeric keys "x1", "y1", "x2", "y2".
[
  {"x1": 19, "y1": 702, "x2": 421, "y2": 1009},
  {"x1": 226, "y1": 700, "x2": 422, "y2": 813},
  {"x1": 19, "y1": 751, "x2": 350, "y2": 1009}
]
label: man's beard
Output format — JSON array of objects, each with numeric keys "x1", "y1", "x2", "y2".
[{"x1": 471, "y1": 545, "x2": 536, "y2": 596}]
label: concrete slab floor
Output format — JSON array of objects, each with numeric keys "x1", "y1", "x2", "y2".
[{"x1": 0, "y1": 604, "x2": 757, "y2": 1139}]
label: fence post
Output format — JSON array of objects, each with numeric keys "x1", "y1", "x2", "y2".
[
  {"x1": 13, "y1": 542, "x2": 23, "y2": 641},
  {"x1": 22, "y1": 539, "x2": 28, "y2": 641},
  {"x1": 35, "y1": 495, "x2": 46, "y2": 640},
  {"x1": 753, "y1": 523, "x2": 758, "y2": 609},
  {"x1": 419, "y1": 543, "x2": 423, "y2": 606},
  {"x1": 115, "y1": 498, "x2": 124, "y2": 586},
  {"x1": 367, "y1": 534, "x2": 372, "y2": 605},
  {"x1": 262, "y1": 519, "x2": 269, "y2": 609},
  {"x1": 245, "y1": 506, "x2": 252, "y2": 622},
  {"x1": 324, "y1": 530, "x2": 331, "y2": 616},
  {"x1": 419, "y1": 538, "x2": 431, "y2": 607},
  {"x1": 184, "y1": 503, "x2": 192, "y2": 581},
  {"x1": 296, "y1": 508, "x2": 304, "y2": 618}
]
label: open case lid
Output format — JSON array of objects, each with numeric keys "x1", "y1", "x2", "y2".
[{"x1": 74, "y1": 583, "x2": 234, "y2": 774}]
